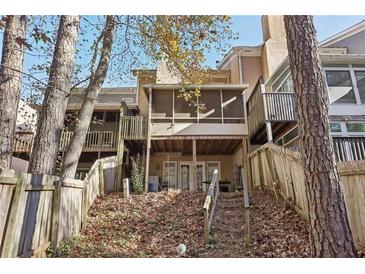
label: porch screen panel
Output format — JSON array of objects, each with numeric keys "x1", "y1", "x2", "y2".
[
  {"x1": 152, "y1": 90, "x2": 173, "y2": 122},
  {"x1": 199, "y1": 90, "x2": 222, "y2": 123},
  {"x1": 174, "y1": 90, "x2": 197, "y2": 123},
  {"x1": 222, "y1": 90, "x2": 245, "y2": 123}
]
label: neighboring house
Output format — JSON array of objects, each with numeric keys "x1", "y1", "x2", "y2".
[
  {"x1": 11, "y1": 99, "x2": 38, "y2": 172},
  {"x1": 64, "y1": 87, "x2": 141, "y2": 180},
  {"x1": 219, "y1": 16, "x2": 365, "y2": 162}
]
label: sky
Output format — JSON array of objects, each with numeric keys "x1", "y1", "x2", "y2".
[
  {"x1": 1, "y1": 15, "x2": 364, "y2": 92},
  {"x1": 203, "y1": 15, "x2": 365, "y2": 67}
]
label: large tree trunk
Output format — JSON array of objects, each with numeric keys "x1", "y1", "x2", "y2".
[
  {"x1": 284, "y1": 15, "x2": 357, "y2": 257},
  {"x1": 0, "y1": 16, "x2": 27, "y2": 170},
  {"x1": 62, "y1": 16, "x2": 115, "y2": 178},
  {"x1": 28, "y1": 16, "x2": 80, "y2": 175}
]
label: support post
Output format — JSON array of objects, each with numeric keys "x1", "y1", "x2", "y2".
[
  {"x1": 266, "y1": 121, "x2": 273, "y2": 143},
  {"x1": 241, "y1": 137, "x2": 252, "y2": 191},
  {"x1": 192, "y1": 139, "x2": 197, "y2": 191},
  {"x1": 144, "y1": 87, "x2": 152, "y2": 193},
  {"x1": 115, "y1": 105, "x2": 125, "y2": 192},
  {"x1": 261, "y1": 80, "x2": 273, "y2": 143},
  {"x1": 98, "y1": 160, "x2": 105, "y2": 195}
]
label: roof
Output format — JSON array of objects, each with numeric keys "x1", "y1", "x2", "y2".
[
  {"x1": 320, "y1": 19, "x2": 365, "y2": 47},
  {"x1": 265, "y1": 53, "x2": 365, "y2": 87},
  {"x1": 217, "y1": 45, "x2": 263, "y2": 69},
  {"x1": 143, "y1": 83, "x2": 249, "y2": 91},
  {"x1": 67, "y1": 87, "x2": 137, "y2": 109}
]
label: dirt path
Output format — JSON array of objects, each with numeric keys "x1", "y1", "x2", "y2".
[{"x1": 57, "y1": 189, "x2": 309, "y2": 258}]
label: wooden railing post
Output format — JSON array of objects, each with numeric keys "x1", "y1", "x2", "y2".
[{"x1": 203, "y1": 169, "x2": 219, "y2": 244}]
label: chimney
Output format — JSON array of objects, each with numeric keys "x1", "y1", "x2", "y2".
[
  {"x1": 156, "y1": 57, "x2": 181, "y2": 84},
  {"x1": 261, "y1": 15, "x2": 288, "y2": 80}
]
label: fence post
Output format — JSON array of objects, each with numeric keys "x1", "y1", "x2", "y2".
[
  {"x1": 51, "y1": 177, "x2": 62, "y2": 247},
  {"x1": 81, "y1": 181, "x2": 88, "y2": 230},
  {"x1": 122, "y1": 178, "x2": 129, "y2": 198},
  {"x1": 98, "y1": 160, "x2": 105, "y2": 196},
  {"x1": 1, "y1": 173, "x2": 27, "y2": 257}
]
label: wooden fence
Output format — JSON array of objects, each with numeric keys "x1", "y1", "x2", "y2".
[
  {"x1": 249, "y1": 143, "x2": 365, "y2": 252},
  {"x1": 0, "y1": 156, "x2": 118, "y2": 258}
]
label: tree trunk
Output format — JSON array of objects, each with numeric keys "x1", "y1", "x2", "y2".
[
  {"x1": 0, "y1": 16, "x2": 27, "y2": 170},
  {"x1": 28, "y1": 16, "x2": 80, "y2": 175},
  {"x1": 62, "y1": 16, "x2": 115, "y2": 178},
  {"x1": 284, "y1": 15, "x2": 357, "y2": 257}
]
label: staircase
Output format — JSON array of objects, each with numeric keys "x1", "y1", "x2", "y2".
[{"x1": 208, "y1": 192, "x2": 246, "y2": 257}]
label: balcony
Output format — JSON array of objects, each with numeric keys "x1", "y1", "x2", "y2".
[
  {"x1": 283, "y1": 136, "x2": 365, "y2": 162},
  {"x1": 247, "y1": 78, "x2": 297, "y2": 143},
  {"x1": 13, "y1": 116, "x2": 146, "y2": 153}
]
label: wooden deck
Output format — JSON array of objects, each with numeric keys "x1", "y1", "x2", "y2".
[{"x1": 13, "y1": 116, "x2": 146, "y2": 153}]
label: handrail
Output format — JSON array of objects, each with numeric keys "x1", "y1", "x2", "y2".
[{"x1": 203, "y1": 169, "x2": 219, "y2": 243}]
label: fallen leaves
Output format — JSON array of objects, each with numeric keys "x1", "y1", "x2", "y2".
[{"x1": 60, "y1": 189, "x2": 311, "y2": 258}]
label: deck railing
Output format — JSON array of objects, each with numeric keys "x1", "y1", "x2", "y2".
[
  {"x1": 283, "y1": 136, "x2": 365, "y2": 162},
  {"x1": 13, "y1": 116, "x2": 146, "y2": 153},
  {"x1": 13, "y1": 132, "x2": 34, "y2": 153},
  {"x1": 203, "y1": 169, "x2": 219, "y2": 243},
  {"x1": 119, "y1": 116, "x2": 146, "y2": 140},
  {"x1": 333, "y1": 136, "x2": 365, "y2": 162},
  {"x1": 60, "y1": 131, "x2": 119, "y2": 151},
  {"x1": 263, "y1": 92, "x2": 296, "y2": 121}
]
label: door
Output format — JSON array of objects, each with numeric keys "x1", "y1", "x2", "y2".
[
  {"x1": 207, "y1": 161, "x2": 221, "y2": 182},
  {"x1": 179, "y1": 162, "x2": 191, "y2": 190},
  {"x1": 196, "y1": 162, "x2": 206, "y2": 191},
  {"x1": 163, "y1": 161, "x2": 177, "y2": 189}
]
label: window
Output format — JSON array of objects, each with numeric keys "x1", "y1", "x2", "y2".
[
  {"x1": 276, "y1": 75, "x2": 294, "y2": 93},
  {"x1": 346, "y1": 123, "x2": 365, "y2": 133},
  {"x1": 325, "y1": 71, "x2": 356, "y2": 104},
  {"x1": 330, "y1": 122, "x2": 342, "y2": 133},
  {"x1": 272, "y1": 69, "x2": 290, "y2": 92},
  {"x1": 355, "y1": 71, "x2": 365, "y2": 104},
  {"x1": 275, "y1": 126, "x2": 298, "y2": 146}
]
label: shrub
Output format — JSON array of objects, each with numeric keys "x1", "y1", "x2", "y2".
[{"x1": 130, "y1": 150, "x2": 145, "y2": 194}]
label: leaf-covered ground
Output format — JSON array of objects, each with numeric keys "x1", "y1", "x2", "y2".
[{"x1": 58, "y1": 189, "x2": 310, "y2": 258}]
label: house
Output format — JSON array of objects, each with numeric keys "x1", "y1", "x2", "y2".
[
  {"x1": 12, "y1": 16, "x2": 365, "y2": 189},
  {"x1": 133, "y1": 63, "x2": 249, "y2": 191},
  {"x1": 219, "y1": 16, "x2": 365, "y2": 162}
]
